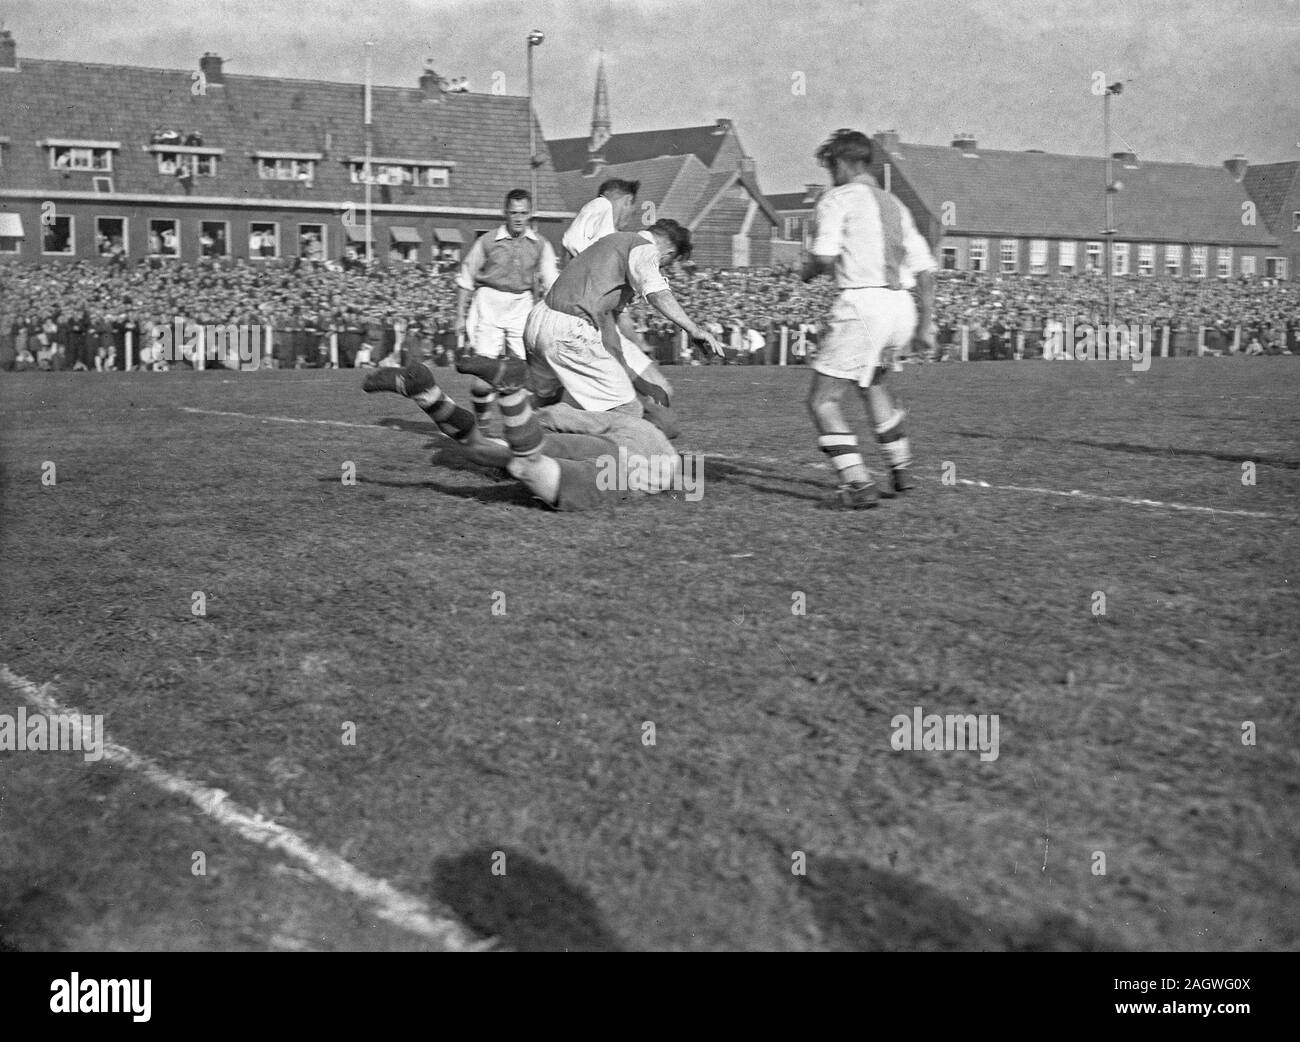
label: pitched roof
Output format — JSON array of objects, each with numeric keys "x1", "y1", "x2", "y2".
[
  {"x1": 767, "y1": 190, "x2": 818, "y2": 212},
  {"x1": 0, "y1": 57, "x2": 569, "y2": 213},
  {"x1": 1243, "y1": 162, "x2": 1300, "y2": 226},
  {"x1": 548, "y1": 121, "x2": 735, "y2": 173},
  {"x1": 883, "y1": 140, "x2": 1278, "y2": 246}
]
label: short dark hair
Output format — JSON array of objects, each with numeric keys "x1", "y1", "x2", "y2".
[
  {"x1": 504, "y1": 188, "x2": 532, "y2": 209},
  {"x1": 648, "y1": 218, "x2": 692, "y2": 262},
  {"x1": 598, "y1": 178, "x2": 640, "y2": 198},
  {"x1": 815, "y1": 128, "x2": 873, "y2": 169}
]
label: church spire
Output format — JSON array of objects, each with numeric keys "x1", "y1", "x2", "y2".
[{"x1": 589, "y1": 54, "x2": 611, "y2": 155}]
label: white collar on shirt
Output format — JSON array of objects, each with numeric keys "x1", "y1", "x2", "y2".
[
  {"x1": 638, "y1": 230, "x2": 654, "y2": 242},
  {"x1": 495, "y1": 225, "x2": 540, "y2": 242}
]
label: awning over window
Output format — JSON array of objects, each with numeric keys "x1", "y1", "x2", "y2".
[
  {"x1": 389, "y1": 226, "x2": 422, "y2": 244},
  {"x1": 434, "y1": 227, "x2": 464, "y2": 244},
  {"x1": 0, "y1": 213, "x2": 25, "y2": 238},
  {"x1": 344, "y1": 225, "x2": 376, "y2": 242}
]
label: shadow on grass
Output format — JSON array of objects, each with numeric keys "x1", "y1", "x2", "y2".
[
  {"x1": 802, "y1": 857, "x2": 1113, "y2": 952},
  {"x1": 703, "y1": 458, "x2": 827, "y2": 503},
  {"x1": 433, "y1": 848, "x2": 624, "y2": 952}
]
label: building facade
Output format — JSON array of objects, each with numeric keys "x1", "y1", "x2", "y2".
[{"x1": 0, "y1": 31, "x2": 571, "y2": 266}]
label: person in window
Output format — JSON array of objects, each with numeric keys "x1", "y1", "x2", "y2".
[{"x1": 160, "y1": 227, "x2": 178, "y2": 256}]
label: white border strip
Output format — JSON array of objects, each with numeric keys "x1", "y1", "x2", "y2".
[{"x1": 0, "y1": 665, "x2": 488, "y2": 952}]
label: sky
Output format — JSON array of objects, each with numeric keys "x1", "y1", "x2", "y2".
[{"x1": 3, "y1": 0, "x2": 1298, "y2": 192}]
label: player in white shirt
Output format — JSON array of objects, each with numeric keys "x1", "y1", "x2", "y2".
[
  {"x1": 801, "y1": 129, "x2": 937, "y2": 509},
  {"x1": 561, "y1": 179, "x2": 640, "y2": 259}
]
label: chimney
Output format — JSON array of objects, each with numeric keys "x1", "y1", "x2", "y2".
[
  {"x1": 952, "y1": 133, "x2": 977, "y2": 153},
  {"x1": 199, "y1": 52, "x2": 224, "y2": 85},
  {"x1": 803, "y1": 183, "x2": 824, "y2": 205},
  {"x1": 877, "y1": 129, "x2": 900, "y2": 155},
  {"x1": 419, "y1": 67, "x2": 443, "y2": 99},
  {"x1": 0, "y1": 29, "x2": 17, "y2": 71},
  {"x1": 1112, "y1": 150, "x2": 1138, "y2": 169},
  {"x1": 1224, "y1": 154, "x2": 1248, "y2": 182}
]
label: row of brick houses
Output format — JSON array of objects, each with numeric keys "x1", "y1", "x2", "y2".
[
  {"x1": 0, "y1": 30, "x2": 572, "y2": 266},
  {"x1": 768, "y1": 131, "x2": 1292, "y2": 280}
]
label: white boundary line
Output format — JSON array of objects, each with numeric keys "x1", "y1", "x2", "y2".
[
  {"x1": 180, "y1": 410, "x2": 1290, "y2": 521},
  {"x1": 0, "y1": 665, "x2": 488, "y2": 952}
]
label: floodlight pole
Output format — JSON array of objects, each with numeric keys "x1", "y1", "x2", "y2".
[
  {"x1": 364, "y1": 41, "x2": 374, "y2": 268},
  {"x1": 527, "y1": 30, "x2": 545, "y2": 205},
  {"x1": 1103, "y1": 82, "x2": 1122, "y2": 328}
]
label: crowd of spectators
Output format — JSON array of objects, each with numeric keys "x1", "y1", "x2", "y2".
[{"x1": 2, "y1": 256, "x2": 1298, "y2": 371}]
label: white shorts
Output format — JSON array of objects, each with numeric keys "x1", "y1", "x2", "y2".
[
  {"x1": 813, "y1": 287, "x2": 917, "y2": 386},
  {"x1": 523, "y1": 301, "x2": 638, "y2": 412},
  {"x1": 467, "y1": 286, "x2": 533, "y2": 359}
]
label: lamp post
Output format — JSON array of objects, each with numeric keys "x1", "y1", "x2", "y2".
[
  {"x1": 527, "y1": 29, "x2": 545, "y2": 205},
  {"x1": 1103, "y1": 81, "x2": 1123, "y2": 327}
]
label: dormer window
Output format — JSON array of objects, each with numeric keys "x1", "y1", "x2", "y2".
[
  {"x1": 252, "y1": 151, "x2": 322, "y2": 183},
  {"x1": 43, "y1": 139, "x2": 119, "y2": 172},
  {"x1": 148, "y1": 144, "x2": 223, "y2": 177},
  {"x1": 349, "y1": 157, "x2": 453, "y2": 188}
]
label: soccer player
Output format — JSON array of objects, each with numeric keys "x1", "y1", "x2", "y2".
[
  {"x1": 801, "y1": 129, "x2": 937, "y2": 509},
  {"x1": 516, "y1": 217, "x2": 723, "y2": 423},
  {"x1": 456, "y1": 189, "x2": 560, "y2": 432},
  {"x1": 362, "y1": 360, "x2": 682, "y2": 510},
  {"x1": 561, "y1": 179, "x2": 641, "y2": 259}
]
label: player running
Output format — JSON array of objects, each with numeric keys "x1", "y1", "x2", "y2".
[
  {"x1": 801, "y1": 128, "x2": 937, "y2": 509},
  {"x1": 456, "y1": 189, "x2": 560, "y2": 432}
]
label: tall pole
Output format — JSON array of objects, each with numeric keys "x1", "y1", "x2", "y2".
[
  {"x1": 364, "y1": 41, "x2": 374, "y2": 268},
  {"x1": 1104, "y1": 88, "x2": 1112, "y2": 327},
  {"x1": 527, "y1": 30, "x2": 545, "y2": 205}
]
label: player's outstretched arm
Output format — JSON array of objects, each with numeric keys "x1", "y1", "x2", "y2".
[
  {"x1": 646, "y1": 289, "x2": 723, "y2": 357},
  {"x1": 912, "y1": 268, "x2": 937, "y2": 352}
]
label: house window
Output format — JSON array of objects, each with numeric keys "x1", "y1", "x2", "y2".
[
  {"x1": 49, "y1": 145, "x2": 113, "y2": 171},
  {"x1": 1085, "y1": 241, "x2": 1102, "y2": 272},
  {"x1": 148, "y1": 219, "x2": 179, "y2": 257},
  {"x1": 1190, "y1": 245, "x2": 1208, "y2": 277},
  {"x1": 1112, "y1": 242, "x2": 1130, "y2": 276},
  {"x1": 1165, "y1": 244, "x2": 1182, "y2": 276},
  {"x1": 1000, "y1": 240, "x2": 1018, "y2": 273},
  {"x1": 249, "y1": 222, "x2": 280, "y2": 259},
  {"x1": 941, "y1": 246, "x2": 958, "y2": 270},
  {"x1": 1058, "y1": 240, "x2": 1076, "y2": 273},
  {"x1": 423, "y1": 167, "x2": 450, "y2": 188},
  {"x1": 1240, "y1": 255, "x2": 1256, "y2": 277},
  {"x1": 42, "y1": 215, "x2": 74, "y2": 255},
  {"x1": 298, "y1": 223, "x2": 326, "y2": 261},
  {"x1": 968, "y1": 238, "x2": 987, "y2": 272},
  {"x1": 1216, "y1": 247, "x2": 1232, "y2": 278},
  {"x1": 349, "y1": 161, "x2": 451, "y2": 187},
  {"x1": 95, "y1": 217, "x2": 127, "y2": 258},
  {"x1": 0, "y1": 211, "x2": 26, "y2": 254},
  {"x1": 1293, "y1": 211, "x2": 1300, "y2": 233},
  {"x1": 259, "y1": 157, "x2": 315, "y2": 182},
  {"x1": 1138, "y1": 244, "x2": 1154, "y2": 276},
  {"x1": 1029, "y1": 239, "x2": 1048, "y2": 274},
  {"x1": 200, "y1": 221, "x2": 229, "y2": 258},
  {"x1": 156, "y1": 151, "x2": 218, "y2": 177},
  {"x1": 1266, "y1": 257, "x2": 1288, "y2": 279},
  {"x1": 783, "y1": 216, "x2": 805, "y2": 241}
]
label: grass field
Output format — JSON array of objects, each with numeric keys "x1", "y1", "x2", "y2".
[{"x1": 1, "y1": 358, "x2": 1297, "y2": 952}]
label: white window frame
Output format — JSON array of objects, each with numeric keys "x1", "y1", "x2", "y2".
[
  {"x1": 1085, "y1": 241, "x2": 1103, "y2": 272},
  {"x1": 1216, "y1": 247, "x2": 1233, "y2": 278},
  {"x1": 1112, "y1": 241, "x2": 1130, "y2": 276},
  {"x1": 1000, "y1": 239, "x2": 1018, "y2": 273},
  {"x1": 1240, "y1": 255, "x2": 1256, "y2": 277},
  {"x1": 1190, "y1": 245, "x2": 1208, "y2": 278},
  {"x1": 155, "y1": 151, "x2": 219, "y2": 177},
  {"x1": 349, "y1": 160, "x2": 452, "y2": 188},
  {"x1": 94, "y1": 215, "x2": 129, "y2": 257},
  {"x1": 968, "y1": 237, "x2": 987, "y2": 272},
  {"x1": 1058, "y1": 240, "x2": 1076, "y2": 273},
  {"x1": 0, "y1": 219, "x2": 22, "y2": 254},
  {"x1": 41, "y1": 213, "x2": 75, "y2": 255},
  {"x1": 1267, "y1": 256, "x2": 1288, "y2": 280},
  {"x1": 1293, "y1": 211, "x2": 1300, "y2": 234},
  {"x1": 298, "y1": 223, "x2": 327, "y2": 260},
  {"x1": 148, "y1": 218, "x2": 180, "y2": 258},
  {"x1": 48, "y1": 145, "x2": 114, "y2": 172},
  {"x1": 1165, "y1": 244, "x2": 1182, "y2": 276},
  {"x1": 259, "y1": 157, "x2": 315, "y2": 182},
  {"x1": 1138, "y1": 243, "x2": 1154, "y2": 276},
  {"x1": 1029, "y1": 239, "x2": 1048, "y2": 274},
  {"x1": 248, "y1": 221, "x2": 281, "y2": 259},
  {"x1": 199, "y1": 220, "x2": 230, "y2": 259}
]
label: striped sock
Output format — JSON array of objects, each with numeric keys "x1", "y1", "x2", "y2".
[
  {"x1": 875, "y1": 409, "x2": 912, "y2": 470},
  {"x1": 498, "y1": 389, "x2": 544, "y2": 456},
  {"x1": 413, "y1": 385, "x2": 476, "y2": 441},
  {"x1": 470, "y1": 386, "x2": 497, "y2": 431},
  {"x1": 818, "y1": 432, "x2": 871, "y2": 485}
]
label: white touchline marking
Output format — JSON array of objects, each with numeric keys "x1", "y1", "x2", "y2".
[
  {"x1": 179, "y1": 406, "x2": 387, "y2": 431},
  {"x1": 175, "y1": 417, "x2": 1289, "y2": 521},
  {"x1": 0, "y1": 665, "x2": 490, "y2": 952}
]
